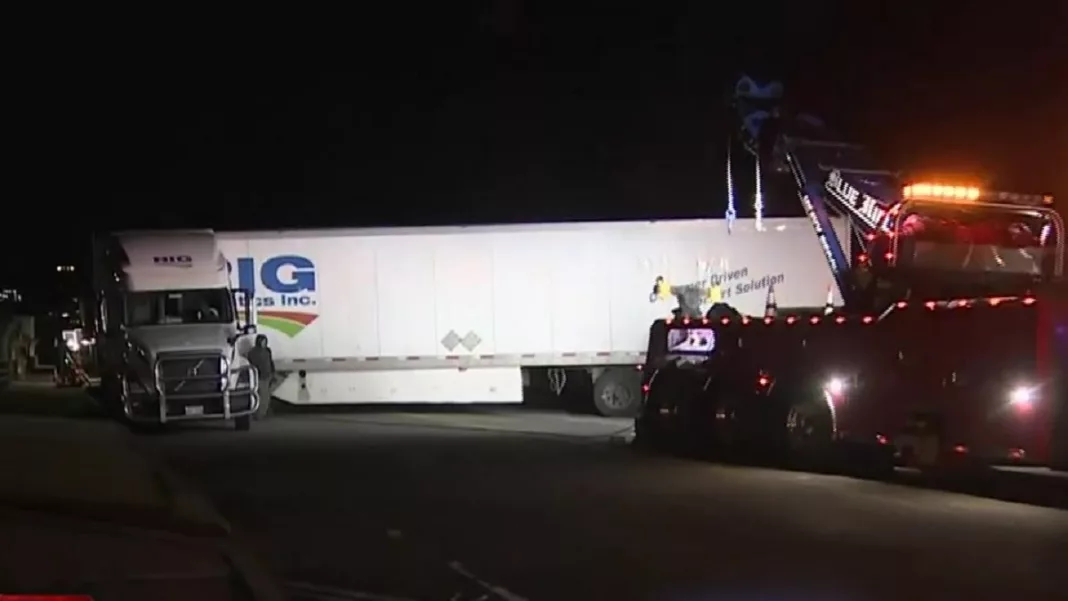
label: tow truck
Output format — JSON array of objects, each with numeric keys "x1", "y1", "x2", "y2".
[{"x1": 635, "y1": 76, "x2": 1067, "y2": 472}]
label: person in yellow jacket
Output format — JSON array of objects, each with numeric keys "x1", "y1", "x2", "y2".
[{"x1": 649, "y1": 276, "x2": 724, "y2": 319}]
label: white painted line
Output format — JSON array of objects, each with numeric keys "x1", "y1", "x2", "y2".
[{"x1": 447, "y1": 561, "x2": 529, "y2": 601}]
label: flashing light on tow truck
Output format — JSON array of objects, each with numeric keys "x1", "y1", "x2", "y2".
[
  {"x1": 903, "y1": 183, "x2": 981, "y2": 202},
  {"x1": 903, "y1": 182, "x2": 1054, "y2": 207}
]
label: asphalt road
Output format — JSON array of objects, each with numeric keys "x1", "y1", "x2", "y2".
[{"x1": 134, "y1": 409, "x2": 1068, "y2": 601}]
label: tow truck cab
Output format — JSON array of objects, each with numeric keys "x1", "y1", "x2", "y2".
[
  {"x1": 1049, "y1": 284, "x2": 1068, "y2": 469},
  {"x1": 92, "y1": 231, "x2": 261, "y2": 430},
  {"x1": 835, "y1": 297, "x2": 1053, "y2": 467},
  {"x1": 724, "y1": 75, "x2": 1066, "y2": 469},
  {"x1": 860, "y1": 185, "x2": 1065, "y2": 467}
]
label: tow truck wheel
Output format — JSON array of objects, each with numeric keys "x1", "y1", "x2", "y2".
[
  {"x1": 632, "y1": 375, "x2": 669, "y2": 451},
  {"x1": 234, "y1": 416, "x2": 251, "y2": 431},
  {"x1": 593, "y1": 368, "x2": 642, "y2": 417},
  {"x1": 784, "y1": 400, "x2": 834, "y2": 468},
  {"x1": 838, "y1": 442, "x2": 895, "y2": 479},
  {"x1": 632, "y1": 416, "x2": 662, "y2": 451}
]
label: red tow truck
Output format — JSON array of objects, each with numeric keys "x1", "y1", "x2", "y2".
[{"x1": 635, "y1": 77, "x2": 1067, "y2": 473}]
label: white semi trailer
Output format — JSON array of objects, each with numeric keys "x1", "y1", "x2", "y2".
[{"x1": 216, "y1": 217, "x2": 845, "y2": 416}]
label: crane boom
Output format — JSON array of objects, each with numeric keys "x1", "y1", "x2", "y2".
[{"x1": 729, "y1": 75, "x2": 1064, "y2": 310}]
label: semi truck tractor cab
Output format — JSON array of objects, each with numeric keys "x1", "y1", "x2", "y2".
[{"x1": 92, "y1": 231, "x2": 262, "y2": 431}]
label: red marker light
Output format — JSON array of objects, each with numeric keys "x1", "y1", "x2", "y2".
[
  {"x1": 641, "y1": 384, "x2": 650, "y2": 393},
  {"x1": 786, "y1": 316, "x2": 796, "y2": 324},
  {"x1": 1022, "y1": 297, "x2": 1036, "y2": 305},
  {"x1": 895, "y1": 301, "x2": 907, "y2": 309},
  {"x1": 883, "y1": 252, "x2": 894, "y2": 261},
  {"x1": 810, "y1": 316, "x2": 821, "y2": 324},
  {"x1": 682, "y1": 317, "x2": 691, "y2": 325},
  {"x1": 953, "y1": 444, "x2": 969, "y2": 454},
  {"x1": 835, "y1": 316, "x2": 846, "y2": 324},
  {"x1": 862, "y1": 316, "x2": 874, "y2": 324},
  {"x1": 757, "y1": 375, "x2": 770, "y2": 387},
  {"x1": 721, "y1": 317, "x2": 730, "y2": 325},
  {"x1": 925, "y1": 301, "x2": 937, "y2": 310},
  {"x1": 763, "y1": 316, "x2": 773, "y2": 325}
]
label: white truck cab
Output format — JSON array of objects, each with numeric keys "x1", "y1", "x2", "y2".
[{"x1": 92, "y1": 230, "x2": 261, "y2": 430}]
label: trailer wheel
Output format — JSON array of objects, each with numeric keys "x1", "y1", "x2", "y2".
[
  {"x1": 235, "y1": 416, "x2": 252, "y2": 431},
  {"x1": 593, "y1": 368, "x2": 642, "y2": 417}
]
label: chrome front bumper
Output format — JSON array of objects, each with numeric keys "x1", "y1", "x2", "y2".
[{"x1": 122, "y1": 353, "x2": 260, "y2": 424}]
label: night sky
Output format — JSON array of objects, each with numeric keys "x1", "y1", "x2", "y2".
[{"x1": 6, "y1": 2, "x2": 1067, "y2": 300}]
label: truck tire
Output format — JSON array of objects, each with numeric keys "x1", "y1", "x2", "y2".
[
  {"x1": 593, "y1": 368, "x2": 642, "y2": 417},
  {"x1": 632, "y1": 416, "x2": 659, "y2": 451},
  {"x1": 784, "y1": 399, "x2": 834, "y2": 468},
  {"x1": 234, "y1": 416, "x2": 251, "y2": 431},
  {"x1": 839, "y1": 441, "x2": 895, "y2": 480},
  {"x1": 100, "y1": 375, "x2": 126, "y2": 422}
]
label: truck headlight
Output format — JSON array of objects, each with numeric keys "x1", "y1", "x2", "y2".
[{"x1": 1008, "y1": 385, "x2": 1035, "y2": 407}]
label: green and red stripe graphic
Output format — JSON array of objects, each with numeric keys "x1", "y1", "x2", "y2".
[{"x1": 258, "y1": 310, "x2": 318, "y2": 337}]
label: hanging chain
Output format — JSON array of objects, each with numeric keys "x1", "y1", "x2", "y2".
[
  {"x1": 754, "y1": 154, "x2": 765, "y2": 231},
  {"x1": 725, "y1": 136, "x2": 737, "y2": 233}
]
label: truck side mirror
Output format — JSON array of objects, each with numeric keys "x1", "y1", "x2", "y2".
[{"x1": 233, "y1": 288, "x2": 256, "y2": 329}]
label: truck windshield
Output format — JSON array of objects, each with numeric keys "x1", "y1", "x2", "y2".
[
  {"x1": 895, "y1": 205, "x2": 1057, "y2": 278},
  {"x1": 125, "y1": 288, "x2": 233, "y2": 326}
]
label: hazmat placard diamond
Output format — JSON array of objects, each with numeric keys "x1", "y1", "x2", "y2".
[
  {"x1": 441, "y1": 330, "x2": 461, "y2": 352},
  {"x1": 460, "y1": 331, "x2": 482, "y2": 352}
]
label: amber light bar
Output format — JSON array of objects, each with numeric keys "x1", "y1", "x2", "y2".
[
  {"x1": 903, "y1": 182, "x2": 1053, "y2": 207},
  {"x1": 903, "y1": 183, "x2": 981, "y2": 202}
]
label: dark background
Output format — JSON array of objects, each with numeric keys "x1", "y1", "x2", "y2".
[{"x1": 5, "y1": 2, "x2": 1067, "y2": 302}]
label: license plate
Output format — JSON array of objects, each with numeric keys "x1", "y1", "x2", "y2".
[{"x1": 184, "y1": 405, "x2": 204, "y2": 416}]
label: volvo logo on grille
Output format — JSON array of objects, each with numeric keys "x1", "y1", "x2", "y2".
[{"x1": 187, "y1": 360, "x2": 205, "y2": 377}]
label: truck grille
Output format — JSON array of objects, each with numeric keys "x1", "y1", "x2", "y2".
[{"x1": 156, "y1": 353, "x2": 223, "y2": 396}]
